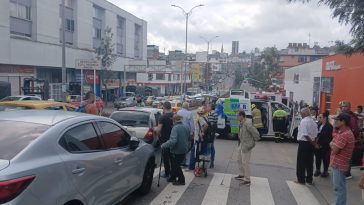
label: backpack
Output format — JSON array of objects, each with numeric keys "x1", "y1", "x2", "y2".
[
  {"x1": 198, "y1": 117, "x2": 214, "y2": 143},
  {"x1": 75, "y1": 105, "x2": 86, "y2": 113}
]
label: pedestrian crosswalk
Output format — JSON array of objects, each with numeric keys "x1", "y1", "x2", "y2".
[{"x1": 125, "y1": 168, "x2": 326, "y2": 205}]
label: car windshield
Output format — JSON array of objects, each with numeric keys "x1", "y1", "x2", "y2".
[
  {"x1": 110, "y1": 111, "x2": 150, "y2": 127},
  {"x1": 0, "y1": 121, "x2": 49, "y2": 160},
  {"x1": 0, "y1": 96, "x2": 21, "y2": 101}
]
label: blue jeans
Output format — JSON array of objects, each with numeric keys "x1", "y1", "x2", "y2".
[{"x1": 332, "y1": 167, "x2": 347, "y2": 205}]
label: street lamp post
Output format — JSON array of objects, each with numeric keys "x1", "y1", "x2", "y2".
[
  {"x1": 171, "y1": 4, "x2": 204, "y2": 99},
  {"x1": 200, "y1": 35, "x2": 219, "y2": 92}
]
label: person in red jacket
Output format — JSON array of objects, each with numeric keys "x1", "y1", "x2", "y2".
[{"x1": 337, "y1": 101, "x2": 359, "y2": 179}]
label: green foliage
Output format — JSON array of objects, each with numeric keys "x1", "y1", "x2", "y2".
[{"x1": 289, "y1": 0, "x2": 364, "y2": 54}]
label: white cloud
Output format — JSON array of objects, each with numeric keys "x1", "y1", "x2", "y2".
[{"x1": 108, "y1": 0, "x2": 352, "y2": 54}]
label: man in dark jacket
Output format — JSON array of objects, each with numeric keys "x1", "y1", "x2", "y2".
[
  {"x1": 161, "y1": 114, "x2": 190, "y2": 185},
  {"x1": 157, "y1": 101, "x2": 174, "y2": 178}
]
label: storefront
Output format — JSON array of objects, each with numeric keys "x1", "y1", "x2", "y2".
[
  {"x1": 0, "y1": 65, "x2": 36, "y2": 96},
  {"x1": 319, "y1": 53, "x2": 364, "y2": 114}
]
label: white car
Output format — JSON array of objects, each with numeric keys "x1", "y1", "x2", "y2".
[
  {"x1": 0, "y1": 95, "x2": 41, "y2": 102},
  {"x1": 110, "y1": 107, "x2": 163, "y2": 146}
]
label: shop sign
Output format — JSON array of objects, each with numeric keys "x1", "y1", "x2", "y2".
[
  {"x1": 75, "y1": 59, "x2": 100, "y2": 70},
  {"x1": 325, "y1": 61, "x2": 341, "y2": 71},
  {"x1": 105, "y1": 79, "x2": 120, "y2": 87},
  {"x1": 85, "y1": 71, "x2": 100, "y2": 84},
  {"x1": 0, "y1": 65, "x2": 34, "y2": 74}
]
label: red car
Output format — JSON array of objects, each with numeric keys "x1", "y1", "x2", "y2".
[{"x1": 68, "y1": 95, "x2": 104, "y2": 111}]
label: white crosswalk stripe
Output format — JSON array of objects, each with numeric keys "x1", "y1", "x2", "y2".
[
  {"x1": 149, "y1": 171, "x2": 195, "y2": 205},
  {"x1": 129, "y1": 171, "x2": 324, "y2": 205},
  {"x1": 250, "y1": 177, "x2": 275, "y2": 205},
  {"x1": 286, "y1": 181, "x2": 321, "y2": 205},
  {"x1": 201, "y1": 173, "x2": 232, "y2": 205}
]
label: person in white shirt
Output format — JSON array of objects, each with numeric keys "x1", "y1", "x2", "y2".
[{"x1": 295, "y1": 107, "x2": 319, "y2": 185}]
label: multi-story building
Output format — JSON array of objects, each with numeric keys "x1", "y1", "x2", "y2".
[
  {"x1": 231, "y1": 41, "x2": 239, "y2": 55},
  {"x1": 0, "y1": 0, "x2": 147, "y2": 98},
  {"x1": 279, "y1": 43, "x2": 332, "y2": 69},
  {"x1": 147, "y1": 45, "x2": 160, "y2": 59}
]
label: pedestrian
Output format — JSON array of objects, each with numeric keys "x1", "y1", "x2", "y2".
[
  {"x1": 295, "y1": 107, "x2": 319, "y2": 185},
  {"x1": 251, "y1": 104, "x2": 264, "y2": 136},
  {"x1": 314, "y1": 111, "x2": 333, "y2": 178},
  {"x1": 206, "y1": 102, "x2": 218, "y2": 168},
  {"x1": 177, "y1": 102, "x2": 195, "y2": 169},
  {"x1": 77, "y1": 91, "x2": 98, "y2": 115},
  {"x1": 161, "y1": 114, "x2": 190, "y2": 186},
  {"x1": 273, "y1": 105, "x2": 288, "y2": 143},
  {"x1": 330, "y1": 113, "x2": 355, "y2": 205},
  {"x1": 157, "y1": 101, "x2": 174, "y2": 179},
  {"x1": 235, "y1": 110, "x2": 260, "y2": 185},
  {"x1": 355, "y1": 105, "x2": 364, "y2": 130},
  {"x1": 338, "y1": 101, "x2": 359, "y2": 179}
]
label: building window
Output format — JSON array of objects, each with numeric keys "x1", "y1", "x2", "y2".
[
  {"x1": 298, "y1": 56, "x2": 307, "y2": 63},
  {"x1": 117, "y1": 16, "x2": 126, "y2": 55},
  {"x1": 134, "y1": 24, "x2": 142, "y2": 59},
  {"x1": 148, "y1": 73, "x2": 153, "y2": 81},
  {"x1": 10, "y1": 2, "x2": 31, "y2": 20},
  {"x1": 321, "y1": 77, "x2": 334, "y2": 94},
  {"x1": 177, "y1": 74, "x2": 180, "y2": 80},
  {"x1": 293, "y1": 73, "x2": 299, "y2": 84},
  {"x1": 168, "y1": 74, "x2": 171, "y2": 81},
  {"x1": 10, "y1": 0, "x2": 32, "y2": 37},
  {"x1": 156, "y1": 74, "x2": 165, "y2": 80},
  {"x1": 94, "y1": 28, "x2": 101, "y2": 39},
  {"x1": 65, "y1": 19, "x2": 74, "y2": 32}
]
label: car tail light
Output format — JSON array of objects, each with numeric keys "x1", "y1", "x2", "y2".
[
  {"x1": 145, "y1": 128, "x2": 154, "y2": 140},
  {"x1": 0, "y1": 175, "x2": 35, "y2": 203}
]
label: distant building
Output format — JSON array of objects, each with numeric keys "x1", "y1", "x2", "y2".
[
  {"x1": 168, "y1": 50, "x2": 185, "y2": 61},
  {"x1": 147, "y1": 45, "x2": 160, "y2": 59},
  {"x1": 232, "y1": 41, "x2": 239, "y2": 55},
  {"x1": 279, "y1": 43, "x2": 333, "y2": 69}
]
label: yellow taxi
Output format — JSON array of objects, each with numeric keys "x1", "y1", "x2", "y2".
[
  {"x1": 171, "y1": 100, "x2": 182, "y2": 113},
  {"x1": 0, "y1": 100, "x2": 76, "y2": 112}
]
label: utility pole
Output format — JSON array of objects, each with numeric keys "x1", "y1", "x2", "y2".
[
  {"x1": 61, "y1": 0, "x2": 67, "y2": 101},
  {"x1": 171, "y1": 4, "x2": 204, "y2": 100}
]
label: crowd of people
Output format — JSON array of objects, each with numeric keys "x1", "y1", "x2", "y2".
[{"x1": 295, "y1": 101, "x2": 364, "y2": 205}]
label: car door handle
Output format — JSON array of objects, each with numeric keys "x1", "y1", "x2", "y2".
[
  {"x1": 114, "y1": 159, "x2": 123, "y2": 165},
  {"x1": 72, "y1": 167, "x2": 86, "y2": 174}
]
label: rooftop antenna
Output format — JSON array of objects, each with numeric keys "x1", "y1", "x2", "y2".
[{"x1": 308, "y1": 33, "x2": 311, "y2": 47}]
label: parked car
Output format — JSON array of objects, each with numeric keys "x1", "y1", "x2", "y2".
[
  {"x1": 114, "y1": 97, "x2": 135, "y2": 109},
  {"x1": 152, "y1": 97, "x2": 166, "y2": 108},
  {"x1": 145, "y1": 96, "x2": 155, "y2": 106},
  {"x1": 0, "y1": 95, "x2": 41, "y2": 102},
  {"x1": 69, "y1": 96, "x2": 104, "y2": 111},
  {"x1": 0, "y1": 110, "x2": 155, "y2": 205},
  {"x1": 110, "y1": 107, "x2": 163, "y2": 146},
  {"x1": 0, "y1": 101, "x2": 76, "y2": 112}
]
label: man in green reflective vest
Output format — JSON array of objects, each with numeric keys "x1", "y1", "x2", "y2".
[{"x1": 273, "y1": 105, "x2": 288, "y2": 143}]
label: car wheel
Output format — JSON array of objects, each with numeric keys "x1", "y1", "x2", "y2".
[{"x1": 136, "y1": 159, "x2": 155, "y2": 195}]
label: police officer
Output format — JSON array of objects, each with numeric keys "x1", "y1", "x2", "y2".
[
  {"x1": 252, "y1": 104, "x2": 264, "y2": 137},
  {"x1": 273, "y1": 105, "x2": 288, "y2": 143}
]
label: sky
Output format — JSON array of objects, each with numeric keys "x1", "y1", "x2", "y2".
[{"x1": 108, "y1": 0, "x2": 352, "y2": 54}]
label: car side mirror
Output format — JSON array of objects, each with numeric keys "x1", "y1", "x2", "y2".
[{"x1": 129, "y1": 137, "x2": 140, "y2": 151}]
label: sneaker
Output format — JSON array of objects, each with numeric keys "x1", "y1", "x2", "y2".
[
  {"x1": 294, "y1": 180, "x2": 305, "y2": 185},
  {"x1": 172, "y1": 181, "x2": 185, "y2": 186},
  {"x1": 209, "y1": 161, "x2": 214, "y2": 168},
  {"x1": 306, "y1": 181, "x2": 314, "y2": 186},
  {"x1": 167, "y1": 177, "x2": 176, "y2": 183},
  {"x1": 234, "y1": 175, "x2": 244, "y2": 180},
  {"x1": 241, "y1": 180, "x2": 251, "y2": 186},
  {"x1": 314, "y1": 171, "x2": 321, "y2": 177},
  {"x1": 345, "y1": 175, "x2": 353, "y2": 180}
]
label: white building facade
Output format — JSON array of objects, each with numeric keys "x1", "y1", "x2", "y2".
[
  {"x1": 0, "y1": 0, "x2": 147, "y2": 98},
  {"x1": 284, "y1": 59, "x2": 322, "y2": 107}
]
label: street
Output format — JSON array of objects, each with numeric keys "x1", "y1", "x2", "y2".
[{"x1": 121, "y1": 139, "x2": 362, "y2": 205}]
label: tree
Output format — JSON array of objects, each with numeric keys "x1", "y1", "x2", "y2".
[
  {"x1": 289, "y1": 0, "x2": 364, "y2": 54},
  {"x1": 96, "y1": 26, "x2": 118, "y2": 104}
]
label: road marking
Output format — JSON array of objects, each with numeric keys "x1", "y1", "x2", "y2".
[
  {"x1": 286, "y1": 181, "x2": 321, "y2": 205},
  {"x1": 153, "y1": 167, "x2": 165, "y2": 178},
  {"x1": 149, "y1": 171, "x2": 195, "y2": 205},
  {"x1": 201, "y1": 173, "x2": 232, "y2": 205},
  {"x1": 250, "y1": 177, "x2": 275, "y2": 205}
]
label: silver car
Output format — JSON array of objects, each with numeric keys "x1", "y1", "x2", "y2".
[
  {"x1": 0, "y1": 110, "x2": 155, "y2": 205},
  {"x1": 110, "y1": 107, "x2": 162, "y2": 146}
]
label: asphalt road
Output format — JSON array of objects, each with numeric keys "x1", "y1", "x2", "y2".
[{"x1": 120, "y1": 138, "x2": 362, "y2": 205}]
